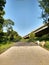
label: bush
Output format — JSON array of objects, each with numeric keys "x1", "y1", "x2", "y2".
[
  {"x1": 35, "y1": 34, "x2": 49, "y2": 41},
  {"x1": 44, "y1": 41, "x2": 49, "y2": 49},
  {"x1": 29, "y1": 32, "x2": 35, "y2": 42}
]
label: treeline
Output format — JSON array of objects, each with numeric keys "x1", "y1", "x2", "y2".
[{"x1": 0, "y1": 0, "x2": 22, "y2": 43}]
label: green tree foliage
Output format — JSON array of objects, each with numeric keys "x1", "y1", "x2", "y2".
[
  {"x1": 0, "y1": 0, "x2": 21, "y2": 42},
  {"x1": 0, "y1": 0, "x2": 6, "y2": 42},
  {"x1": 4, "y1": 19, "x2": 14, "y2": 27},
  {"x1": 38, "y1": 0, "x2": 49, "y2": 23},
  {"x1": 1, "y1": 19, "x2": 14, "y2": 42},
  {"x1": 3, "y1": 19, "x2": 21, "y2": 42},
  {"x1": 7, "y1": 30, "x2": 21, "y2": 42},
  {"x1": 3, "y1": 19, "x2": 14, "y2": 32},
  {"x1": 29, "y1": 32, "x2": 35, "y2": 42}
]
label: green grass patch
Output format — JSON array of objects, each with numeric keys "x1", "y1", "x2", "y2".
[{"x1": 0, "y1": 42, "x2": 13, "y2": 54}]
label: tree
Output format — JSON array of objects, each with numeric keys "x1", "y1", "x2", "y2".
[
  {"x1": 29, "y1": 32, "x2": 35, "y2": 42},
  {"x1": 3, "y1": 19, "x2": 14, "y2": 27},
  {"x1": 0, "y1": 0, "x2": 6, "y2": 42},
  {"x1": 3, "y1": 19, "x2": 14, "y2": 41},
  {"x1": 7, "y1": 30, "x2": 21, "y2": 42},
  {"x1": 38, "y1": 0, "x2": 49, "y2": 23},
  {"x1": 3, "y1": 19, "x2": 21, "y2": 42},
  {"x1": 3, "y1": 19, "x2": 14, "y2": 30}
]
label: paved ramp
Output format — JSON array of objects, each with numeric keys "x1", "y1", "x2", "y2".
[
  {"x1": 0, "y1": 43, "x2": 49, "y2": 65},
  {"x1": 14, "y1": 42, "x2": 37, "y2": 46}
]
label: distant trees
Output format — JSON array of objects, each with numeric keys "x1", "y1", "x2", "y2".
[
  {"x1": 29, "y1": 32, "x2": 35, "y2": 42},
  {"x1": 38, "y1": 0, "x2": 49, "y2": 23},
  {"x1": 3, "y1": 19, "x2": 22, "y2": 42},
  {"x1": 7, "y1": 30, "x2": 22, "y2": 42}
]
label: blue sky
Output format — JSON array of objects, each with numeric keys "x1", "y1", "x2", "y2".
[{"x1": 4, "y1": 0, "x2": 43, "y2": 36}]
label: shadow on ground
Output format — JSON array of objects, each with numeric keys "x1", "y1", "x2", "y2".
[{"x1": 14, "y1": 42, "x2": 38, "y2": 46}]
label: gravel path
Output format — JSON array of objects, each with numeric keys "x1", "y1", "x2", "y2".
[{"x1": 0, "y1": 42, "x2": 49, "y2": 65}]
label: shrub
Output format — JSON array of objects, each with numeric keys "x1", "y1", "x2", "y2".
[
  {"x1": 44, "y1": 41, "x2": 49, "y2": 49},
  {"x1": 29, "y1": 32, "x2": 35, "y2": 42}
]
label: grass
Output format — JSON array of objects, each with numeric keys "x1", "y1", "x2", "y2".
[
  {"x1": 20, "y1": 38, "x2": 27, "y2": 42},
  {"x1": 0, "y1": 41, "x2": 14, "y2": 54}
]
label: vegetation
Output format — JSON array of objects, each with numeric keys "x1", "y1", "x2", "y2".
[
  {"x1": 0, "y1": 42, "x2": 13, "y2": 54},
  {"x1": 33, "y1": 34, "x2": 49, "y2": 50},
  {"x1": 44, "y1": 41, "x2": 49, "y2": 50},
  {"x1": 34, "y1": 33, "x2": 49, "y2": 41},
  {"x1": 38, "y1": 0, "x2": 49, "y2": 23},
  {"x1": 0, "y1": 0, "x2": 6, "y2": 42},
  {"x1": 22, "y1": 33, "x2": 36, "y2": 42},
  {"x1": 0, "y1": 0, "x2": 49, "y2": 53},
  {"x1": 28, "y1": 32, "x2": 35, "y2": 42},
  {"x1": 0, "y1": 0, "x2": 22, "y2": 43},
  {"x1": 20, "y1": 38, "x2": 29, "y2": 42},
  {"x1": 38, "y1": 0, "x2": 49, "y2": 50},
  {"x1": 0, "y1": 0, "x2": 22, "y2": 54}
]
